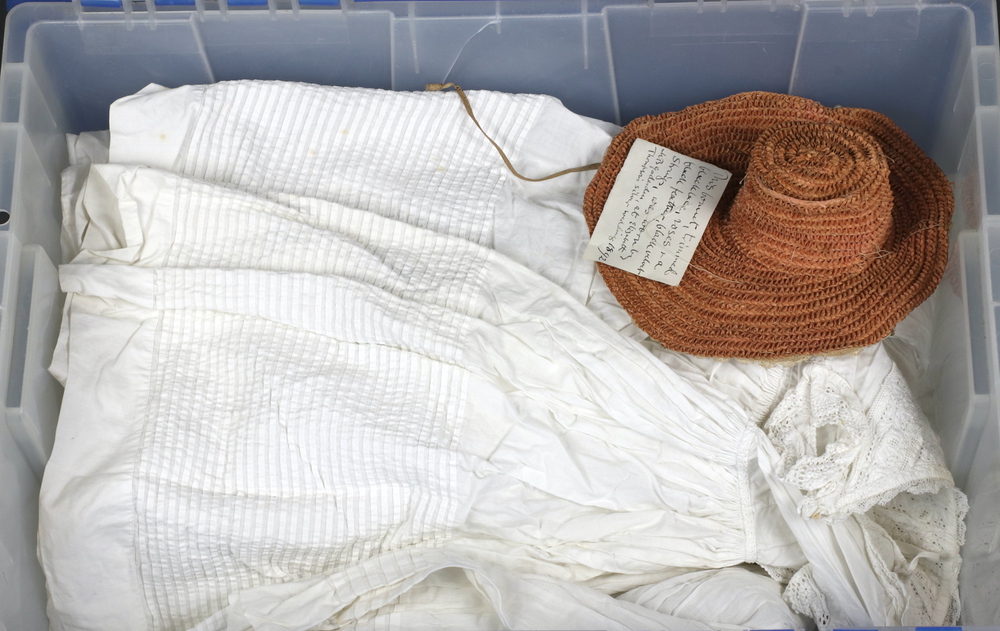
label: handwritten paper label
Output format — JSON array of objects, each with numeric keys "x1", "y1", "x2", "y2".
[{"x1": 584, "y1": 138, "x2": 731, "y2": 286}]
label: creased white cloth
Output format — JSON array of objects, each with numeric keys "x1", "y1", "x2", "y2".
[
  {"x1": 48, "y1": 164, "x2": 800, "y2": 630},
  {"x1": 41, "y1": 81, "x2": 965, "y2": 631},
  {"x1": 617, "y1": 566, "x2": 806, "y2": 629}
]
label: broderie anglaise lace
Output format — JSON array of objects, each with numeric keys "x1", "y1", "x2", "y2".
[
  {"x1": 764, "y1": 359, "x2": 965, "y2": 629},
  {"x1": 765, "y1": 361, "x2": 953, "y2": 522}
]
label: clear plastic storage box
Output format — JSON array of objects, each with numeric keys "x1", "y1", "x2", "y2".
[{"x1": 0, "y1": 0, "x2": 998, "y2": 628}]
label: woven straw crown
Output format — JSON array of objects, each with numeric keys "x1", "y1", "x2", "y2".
[{"x1": 583, "y1": 92, "x2": 954, "y2": 360}]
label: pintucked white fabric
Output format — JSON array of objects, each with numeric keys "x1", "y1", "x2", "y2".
[
  {"x1": 108, "y1": 82, "x2": 608, "y2": 250},
  {"x1": 50, "y1": 165, "x2": 795, "y2": 622},
  {"x1": 46, "y1": 195, "x2": 781, "y2": 629},
  {"x1": 41, "y1": 82, "x2": 965, "y2": 631}
]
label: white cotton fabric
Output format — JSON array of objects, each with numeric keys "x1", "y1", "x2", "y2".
[
  {"x1": 61, "y1": 131, "x2": 110, "y2": 262},
  {"x1": 47, "y1": 165, "x2": 800, "y2": 630},
  {"x1": 41, "y1": 81, "x2": 965, "y2": 631},
  {"x1": 617, "y1": 566, "x2": 810, "y2": 629}
]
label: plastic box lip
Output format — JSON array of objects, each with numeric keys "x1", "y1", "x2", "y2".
[
  {"x1": 2, "y1": 0, "x2": 987, "y2": 18},
  {"x1": 6, "y1": 0, "x2": 993, "y2": 51},
  {"x1": 5, "y1": 0, "x2": 983, "y2": 137},
  {"x1": 5, "y1": 0, "x2": 992, "y2": 15},
  {"x1": 4, "y1": 0, "x2": 986, "y2": 29}
]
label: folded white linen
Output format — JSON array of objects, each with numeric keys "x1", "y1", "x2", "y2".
[
  {"x1": 42, "y1": 82, "x2": 965, "y2": 631},
  {"x1": 617, "y1": 566, "x2": 811, "y2": 629},
  {"x1": 44, "y1": 264, "x2": 759, "y2": 628},
  {"x1": 48, "y1": 164, "x2": 962, "y2": 631},
  {"x1": 61, "y1": 131, "x2": 110, "y2": 262},
  {"x1": 108, "y1": 82, "x2": 606, "y2": 255}
]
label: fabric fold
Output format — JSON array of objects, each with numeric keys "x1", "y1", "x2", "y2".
[{"x1": 41, "y1": 82, "x2": 965, "y2": 631}]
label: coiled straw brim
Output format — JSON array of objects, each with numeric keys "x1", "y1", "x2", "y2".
[{"x1": 583, "y1": 92, "x2": 954, "y2": 360}]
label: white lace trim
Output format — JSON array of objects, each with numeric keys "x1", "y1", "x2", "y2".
[
  {"x1": 868, "y1": 488, "x2": 968, "y2": 626},
  {"x1": 764, "y1": 362, "x2": 954, "y2": 522},
  {"x1": 783, "y1": 488, "x2": 967, "y2": 629},
  {"x1": 738, "y1": 424, "x2": 759, "y2": 565},
  {"x1": 759, "y1": 563, "x2": 794, "y2": 585},
  {"x1": 784, "y1": 565, "x2": 831, "y2": 631},
  {"x1": 767, "y1": 356, "x2": 966, "y2": 628}
]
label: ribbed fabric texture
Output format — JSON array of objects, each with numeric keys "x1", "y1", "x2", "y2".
[
  {"x1": 172, "y1": 82, "x2": 540, "y2": 245},
  {"x1": 77, "y1": 82, "x2": 548, "y2": 630},
  {"x1": 136, "y1": 304, "x2": 465, "y2": 628}
]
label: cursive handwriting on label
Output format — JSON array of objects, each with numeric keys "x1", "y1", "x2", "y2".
[{"x1": 584, "y1": 138, "x2": 731, "y2": 286}]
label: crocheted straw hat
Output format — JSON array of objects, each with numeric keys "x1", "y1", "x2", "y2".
[{"x1": 583, "y1": 92, "x2": 953, "y2": 360}]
